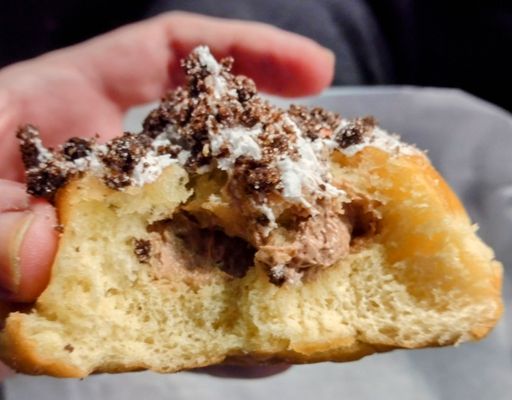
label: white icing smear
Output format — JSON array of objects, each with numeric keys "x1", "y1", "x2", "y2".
[
  {"x1": 33, "y1": 136, "x2": 53, "y2": 163},
  {"x1": 131, "y1": 151, "x2": 177, "y2": 186},
  {"x1": 194, "y1": 45, "x2": 226, "y2": 99},
  {"x1": 177, "y1": 150, "x2": 191, "y2": 166},
  {"x1": 341, "y1": 125, "x2": 419, "y2": 156},
  {"x1": 87, "y1": 145, "x2": 107, "y2": 174},
  {"x1": 277, "y1": 157, "x2": 304, "y2": 201},
  {"x1": 270, "y1": 264, "x2": 303, "y2": 286},
  {"x1": 276, "y1": 117, "x2": 345, "y2": 206},
  {"x1": 152, "y1": 131, "x2": 172, "y2": 149},
  {"x1": 70, "y1": 141, "x2": 177, "y2": 187},
  {"x1": 195, "y1": 45, "x2": 221, "y2": 74},
  {"x1": 255, "y1": 202, "x2": 278, "y2": 237},
  {"x1": 210, "y1": 125, "x2": 263, "y2": 170},
  {"x1": 205, "y1": 75, "x2": 226, "y2": 100}
]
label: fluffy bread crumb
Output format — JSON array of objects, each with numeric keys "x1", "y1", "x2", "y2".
[{"x1": 0, "y1": 146, "x2": 503, "y2": 377}]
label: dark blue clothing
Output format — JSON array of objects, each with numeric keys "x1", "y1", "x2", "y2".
[{"x1": 0, "y1": 1, "x2": 510, "y2": 110}]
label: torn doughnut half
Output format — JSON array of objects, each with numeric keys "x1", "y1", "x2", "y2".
[{"x1": 0, "y1": 46, "x2": 502, "y2": 377}]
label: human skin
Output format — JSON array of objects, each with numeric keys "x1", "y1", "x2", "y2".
[{"x1": 0, "y1": 11, "x2": 334, "y2": 379}]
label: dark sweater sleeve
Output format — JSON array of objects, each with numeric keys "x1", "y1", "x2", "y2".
[
  {"x1": 0, "y1": 0, "x2": 510, "y2": 110},
  {"x1": 147, "y1": 0, "x2": 395, "y2": 85}
]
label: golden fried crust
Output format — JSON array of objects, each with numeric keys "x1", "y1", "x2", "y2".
[
  {"x1": 0, "y1": 326, "x2": 483, "y2": 378},
  {"x1": 0, "y1": 314, "x2": 85, "y2": 377},
  {"x1": 0, "y1": 318, "x2": 401, "y2": 378},
  {"x1": 0, "y1": 311, "x2": 379, "y2": 377},
  {"x1": 331, "y1": 149, "x2": 467, "y2": 219},
  {"x1": 0, "y1": 303, "x2": 503, "y2": 378}
]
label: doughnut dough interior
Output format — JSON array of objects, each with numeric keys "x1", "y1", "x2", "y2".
[{"x1": 0, "y1": 146, "x2": 502, "y2": 377}]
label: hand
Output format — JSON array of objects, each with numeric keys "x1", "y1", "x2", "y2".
[
  {"x1": 0, "y1": 11, "x2": 333, "y2": 378},
  {"x1": 0, "y1": 12, "x2": 334, "y2": 303}
]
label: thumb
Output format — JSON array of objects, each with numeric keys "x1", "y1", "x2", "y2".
[{"x1": 0, "y1": 179, "x2": 57, "y2": 302}]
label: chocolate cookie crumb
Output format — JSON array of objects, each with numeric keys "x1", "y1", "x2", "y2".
[
  {"x1": 62, "y1": 137, "x2": 93, "y2": 161},
  {"x1": 142, "y1": 106, "x2": 175, "y2": 138},
  {"x1": 256, "y1": 214, "x2": 270, "y2": 226},
  {"x1": 17, "y1": 48, "x2": 356, "y2": 203},
  {"x1": 268, "y1": 271, "x2": 286, "y2": 287},
  {"x1": 336, "y1": 116, "x2": 376, "y2": 149},
  {"x1": 234, "y1": 157, "x2": 281, "y2": 194},
  {"x1": 101, "y1": 133, "x2": 151, "y2": 189},
  {"x1": 64, "y1": 344, "x2": 74, "y2": 352},
  {"x1": 17, "y1": 124, "x2": 47, "y2": 170},
  {"x1": 234, "y1": 76, "x2": 257, "y2": 103},
  {"x1": 25, "y1": 165, "x2": 69, "y2": 201},
  {"x1": 102, "y1": 133, "x2": 148, "y2": 172},
  {"x1": 134, "y1": 239, "x2": 151, "y2": 264},
  {"x1": 288, "y1": 105, "x2": 341, "y2": 141}
]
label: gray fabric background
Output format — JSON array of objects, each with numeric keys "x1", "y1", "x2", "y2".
[{"x1": 6, "y1": 87, "x2": 512, "y2": 400}]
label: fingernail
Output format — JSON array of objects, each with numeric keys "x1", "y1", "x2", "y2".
[
  {"x1": 325, "y1": 47, "x2": 335, "y2": 58},
  {"x1": 0, "y1": 211, "x2": 34, "y2": 295},
  {"x1": 323, "y1": 48, "x2": 336, "y2": 66},
  {"x1": 0, "y1": 361, "x2": 14, "y2": 380}
]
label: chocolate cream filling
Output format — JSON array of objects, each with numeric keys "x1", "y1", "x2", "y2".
[{"x1": 139, "y1": 196, "x2": 378, "y2": 286}]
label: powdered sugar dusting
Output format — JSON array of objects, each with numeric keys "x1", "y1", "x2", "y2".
[
  {"x1": 270, "y1": 264, "x2": 303, "y2": 286},
  {"x1": 256, "y1": 202, "x2": 278, "y2": 237},
  {"x1": 194, "y1": 46, "x2": 227, "y2": 99},
  {"x1": 276, "y1": 116, "x2": 345, "y2": 207},
  {"x1": 33, "y1": 135, "x2": 53, "y2": 163},
  {"x1": 195, "y1": 45, "x2": 221, "y2": 74},
  {"x1": 210, "y1": 125, "x2": 263, "y2": 170},
  {"x1": 341, "y1": 125, "x2": 420, "y2": 157},
  {"x1": 87, "y1": 145, "x2": 107, "y2": 175},
  {"x1": 277, "y1": 157, "x2": 304, "y2": 202},
  {"x1": 152, "y1": 132, "x2": 172, "y2": 150},
  {"x1": 131, "y1": 151, "x2": 176, "y2": 186},
  {"x1": 177, "y1": 150, "x2": 191, "y2": 166}
]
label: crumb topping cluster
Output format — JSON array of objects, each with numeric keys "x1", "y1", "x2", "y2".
[{"x1": 17, "y1": 47, "x2": 384, "y2": 204}]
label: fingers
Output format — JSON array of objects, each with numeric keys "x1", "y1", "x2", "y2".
[
  {"x1": 0, "y1": 180, "x2": 57, "y2": 302},
  {"x1": 163, "y1": 12, "x2": 335, "y2": 97},
  {"x1": 0, "y1": 361, "x2": 14, "y2": 382},
  {"x1": 54, "y1": 11, "x2": 335, "y2": 107},
  {"x1": 0, "y1": 12, "x2": 335, "y2": 180}
]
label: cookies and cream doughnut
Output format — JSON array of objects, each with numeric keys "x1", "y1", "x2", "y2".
[{"x1": 0, "y1": 46, "x2": 502, "y2": 377}]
